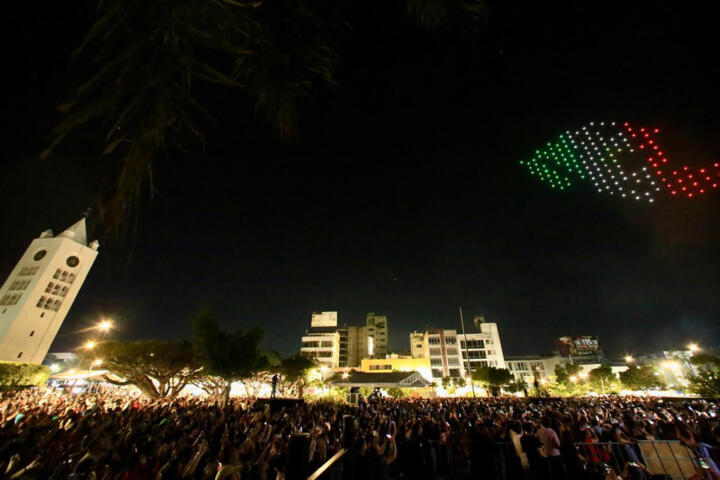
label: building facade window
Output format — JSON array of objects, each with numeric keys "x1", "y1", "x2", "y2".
[
  {"x1": 428, "y1": 337, "x2": 440, "y2": 345},
  {"x1": 445, "y1": 337, "x2": 457, "y2": 344},
  {"x1": 429, "y1": 348, "x2": 442, "y2": 356},
  {"x1": 430, "y1": 358, "x2": 443, "y2": 366}
]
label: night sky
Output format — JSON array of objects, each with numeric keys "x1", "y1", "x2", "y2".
[{"x1": 2, "y1": 1, "x2": 719, "y2": 358}]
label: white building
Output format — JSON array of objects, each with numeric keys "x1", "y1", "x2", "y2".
[
  {"x1": 0, "y1": 218, "x2": 99, "y2": 364},
  {"x1": 300, "y1": 311, "x2": 340, "y2": 369},
  {"x1": 366, "y1": 312, "x2": 389, "y2": 357},
  {"x1": 506, "y1": 355, "x2": 566, "y2": 384},
  {"x1": 410, "y1": 321, "x2": 505, "y2": 380},
  {"x1": 506, "y1": 355, "x2": 629, "y2": 386}
]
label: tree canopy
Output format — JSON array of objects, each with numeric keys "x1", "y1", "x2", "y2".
[
  {"x1": 471, "y1": 366, "x2": 513, "y2": 395},
  {"x1": 554, "y1": 363, "x2": 581, "y2": 384},
  {"x1": 619, "y1": 365, "x2": 664, "y2": 391},
  {"x1": 278, "y1": 354, "x2": 316, "y2": 398},
  {"x1": 93, "y1": 340, "x2": 201, "y2": 399},
  {"x1": 0, "y1": 362, "x2": 50, "y2": 387},
  {"x1": 688, "y1": 354, "x2": 720, "y2": 398},
  {"x1": 192, "y1": 308, "x2": 278, "y2": 402},
  {"x1": 42, "y1": 0, "x2": 486, "y2": 242}
]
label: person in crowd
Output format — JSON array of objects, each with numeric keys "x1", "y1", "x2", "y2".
[{"x1": 0, "y1": 387, "x2": 717, "y2": 480}]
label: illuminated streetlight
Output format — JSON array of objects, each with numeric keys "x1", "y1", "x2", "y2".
[
  {"x1": 49, "y1": 363, "x2": 60, "y2": 373},
  {"x1": 569, "y1": 375, "x2": 578, "y2": 383},
  {"x1": 625, "y1": 355, "x2": 634, "y2": 364},
  {"x1": 92, "y1": 359, "x2": 103, "y2": 367},
  {"x1": 342, "y1": 371, "x2": 349, "y2": 379},
  {"x1": 83, "y1": 340, "x2": 97, "y2": 350},
  {"x1": 578, "y1": 372, "x2": 588, "y2": 380},
  {"x1": 687, "y1": 343, "x2": 700, "y2": 354},
  {"x1": 97, "y1": 319, "x2": 113, "y2": 332}
]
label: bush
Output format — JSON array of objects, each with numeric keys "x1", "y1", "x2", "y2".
[{"x1": 0, "y1": 362, "x2": 50, "y2": 387}]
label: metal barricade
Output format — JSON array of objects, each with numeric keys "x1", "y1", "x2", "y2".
[
  {"x1": 576, "y1": 441, "x2": 642, "y2": 475},
  {"x1": 637, "y1": 440, "x2": 696, "y2": 480}
]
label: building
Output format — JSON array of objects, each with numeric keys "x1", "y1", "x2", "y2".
[
  {"x1": 359, "y1": 354, "x2": 432, "y2": 381},
  {"x1": 300, "y1": 312, "x2": 340, "y2": 369},
  {"x1": 505, "y1": 355, "x2": 566, "y2": 385},
  {"x1": 366, "y1": 312, "x2": 389, "y2": 357},
  {"x1": 0, "y1": 218, "x2": 99, "y2": 364},
  {"x1": 409, "y1": 320, "x2": 505, "y2": 380},
  {"x1": 506, "y1": 354, "x2": 628, "y2": 385},
  {"x1": 301, "y1": 311, "x2": 391, "y2": 369},
  {"x1": 338, "y1": 325, "x2": 369, "y2": 368}
]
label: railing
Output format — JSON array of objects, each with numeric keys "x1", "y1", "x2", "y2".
[
  {"x1": 307, "y1": 448, "x2": 347, "y2": 480},
  {"x1": 305, "y1": 439, "x2": 696, "y2": 480}
]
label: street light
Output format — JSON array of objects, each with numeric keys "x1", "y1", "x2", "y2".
[
  {"x1": 83, "y1": 340, "x2": 97, "y2": 350},
  {"x1": 49, "y1": 363, "x2": 60, "y2": 373},
  {"x1": 569, "y1": 375, "x2": 578, "y2": 383},
  {"x1": 92, "y1": 359, "x2": 103, "y2": 367},
  {"x1": 687, "y1": 343, "x2": 700, "y2": 354},
  {"x1": 578, "y1": 371, "x2": 588, "y2": 380},
  {"x1": 625, "y1": 355, "x2": 634, "y2": 364},
  {"x1": 97, "y1": 319, "x2": 113, "y2": 333}
]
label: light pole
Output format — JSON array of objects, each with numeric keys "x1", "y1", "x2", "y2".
[
  {"x1": 625, "y1": 355, "x2": 634, "y2": 365},
  {"x1": 459, "y1": 307, "x2": 476, "y2": 398}
]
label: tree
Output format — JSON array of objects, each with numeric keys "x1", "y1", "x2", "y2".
[
  {"x1": 554, "y1": 363, "x2": 581, "y2": 385},
  {"x1": 471, "y1": 366, "x2": 513, "y2": 395},
  {"x1": 441, "y1": 376, "x2": 453, "y2": 389},
  {"x1": 507, "y1": 378, "x2": 528, "y2": 394},
  {"x1": 0, "y1": 362, "x2": 50, "y2": 388},
  {"x1": 688, "y1": 354, "x2": 720, "y2": 398},
  {"x1": 94, "y1": 340, "x2": 201, "y2": 399},
  {"x1": 619, "y1": 365, "x2": 664, "y2": 391},
  {"x1": 277, "y1": 354, "x2": 316, "y2": 398},
  {"x1": 191, "y1": 308, "x2": 273, "y2": 404},
  {"x1": 43, "y1": 0, "x2": 486, "y2": 242}
]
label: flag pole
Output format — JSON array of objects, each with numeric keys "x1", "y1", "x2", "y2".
[{"x1": 459, "y1": 307, "x2": 475, "y2": 398}]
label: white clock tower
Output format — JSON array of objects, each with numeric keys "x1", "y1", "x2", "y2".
[{"x1": 0, "y1": 218, "x2": 99, "y2": 363}]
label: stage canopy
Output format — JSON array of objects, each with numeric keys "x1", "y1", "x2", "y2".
[{"x1": 329, "y1": 371, "x2": 433, "y2": 389}]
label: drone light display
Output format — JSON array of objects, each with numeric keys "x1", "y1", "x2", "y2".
[{"x1": 520, "y1": 121, "x2": 720, "y2": 201}]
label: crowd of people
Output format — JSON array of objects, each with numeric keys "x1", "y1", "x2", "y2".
[{"x1": 0, "y1": 386, "x2": 718, "y2": 480}]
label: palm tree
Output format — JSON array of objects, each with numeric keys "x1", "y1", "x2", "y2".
[{"x1": 42, "y1": 0, "x2": 485, "y2": 243}]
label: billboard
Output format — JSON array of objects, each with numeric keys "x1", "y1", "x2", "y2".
[{"x1": 555, "y1": 336, "x2": 600, "y2": 356}]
